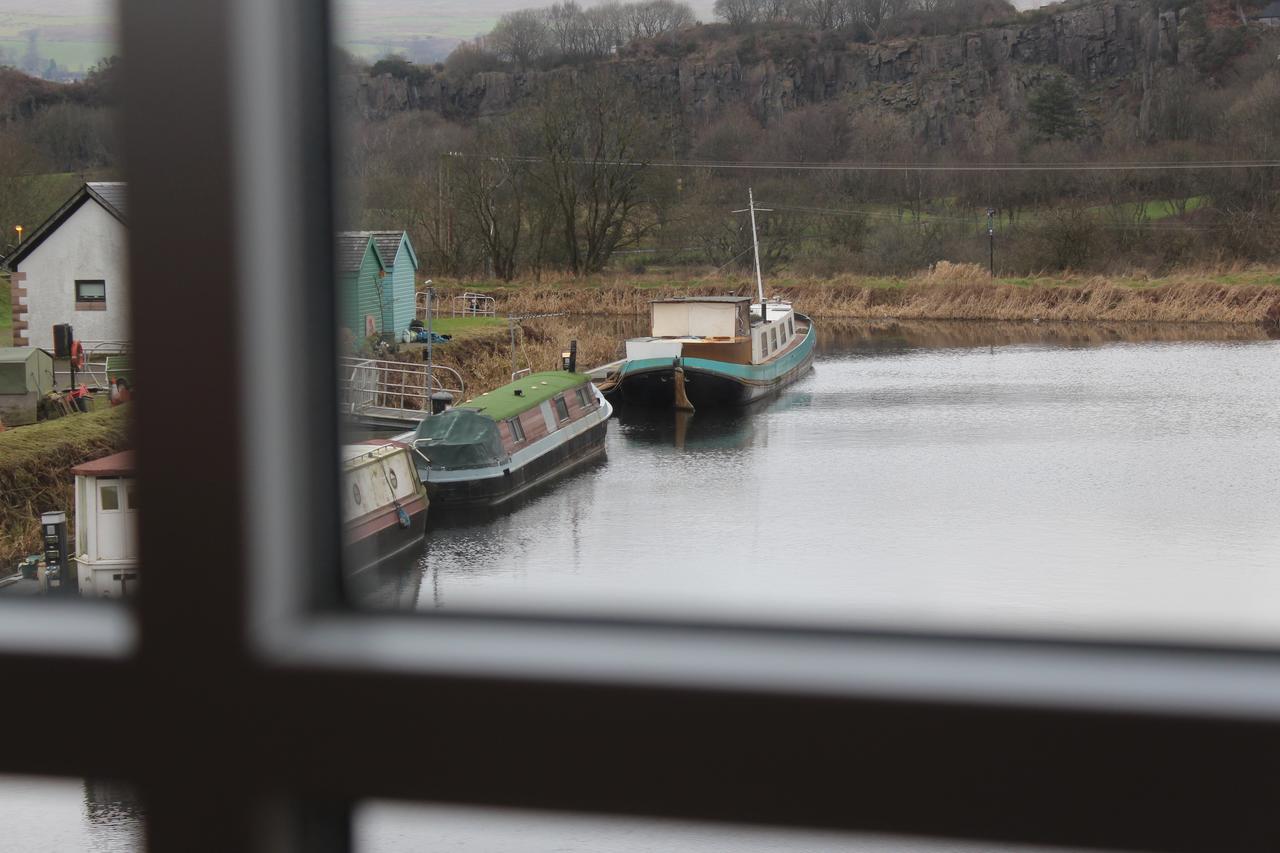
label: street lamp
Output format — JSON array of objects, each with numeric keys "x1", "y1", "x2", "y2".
[{"x1": 14, "y1": 225, "x2": 23, "y2": 243}]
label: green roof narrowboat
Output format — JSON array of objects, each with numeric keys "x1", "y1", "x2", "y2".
[{"x1": 400, "y1": 369, "x2": 613, "y2": 509}]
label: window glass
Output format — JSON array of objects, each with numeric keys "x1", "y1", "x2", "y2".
[
  {"x1": 99, "y1": 484, "x2": 119, "y2": 511},
  {"x1": 0, "y1": 13, "x2": 130, "y2": 609},
  {"x1": 75, "y1": 280, "x2": 106, "y2": 302},
  {"x1": 0, "y1": 776, "x2": 143, "y2": 853},
  {"x1": 330, "y1": 0, "x2": 1280, "y2": 649},
  {"x1": 358, "y1": 802, "x2": 1111, "y2": 853},
  {"x1": 125, "y1": 483, "x2": 138, "y2": 510},
  {"x1": 508, "y1": 416, "x2": 526, "y2": 443}
]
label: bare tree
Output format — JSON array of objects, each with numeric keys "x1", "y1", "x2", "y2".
[
  {"x1": 525, "y1": 75, "x2": 665, "y2": 274},
  {"x1": 490, "y1": 9, "x2": 551, "y2": 69}
]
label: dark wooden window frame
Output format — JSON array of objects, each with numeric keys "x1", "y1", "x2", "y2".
[{"x1": 2, "y1": 2, "x2": 1280, "y2": 852}]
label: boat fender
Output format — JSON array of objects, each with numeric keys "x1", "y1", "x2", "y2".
[{"x1": 395, "y1": 502, "x2": 411, "y2": 529}]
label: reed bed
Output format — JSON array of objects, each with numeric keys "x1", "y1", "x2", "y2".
[
  {"x1": 0, "y1": 406, "x2": 131, "y2": 568},
  {"x1": 446, "y1": 264, "x2": 1280, "y2": 326}
]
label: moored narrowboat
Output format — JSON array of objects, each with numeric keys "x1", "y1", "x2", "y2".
[
  {"x1": 401, "y1": 369, "x2": 613, "y2": 509},
  {"x1": 342, "y1": 440, "x2": 429, "y2": 580}
]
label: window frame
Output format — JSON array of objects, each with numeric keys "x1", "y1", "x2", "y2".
[
  {"x1": 507, "y1": 415, "x2": 526, "y2": 444},
  {"x1": 553, "y1": 394, "x2": 570, "y2": 422},
  {"x1": 75, "y1": 278, "x2": 107, "y2": 309},
  {"x1": 1, "y1": 2, "x2": 1279, "y2": 852}
]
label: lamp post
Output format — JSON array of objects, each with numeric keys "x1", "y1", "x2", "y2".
[
  {"x1": 14, "y1": 225, "x2": 23, "y2": 244},
  {"x1": 986, "y1": 208, "x2": 995, "y2": 278}
]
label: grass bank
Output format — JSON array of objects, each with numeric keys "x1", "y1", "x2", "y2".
[
  {"x1": 431, "y1": 264, "x2": 1280, "y2": 326},
  {"x1": 0, "y1": 405, "x2": 130, "y2": 569}
]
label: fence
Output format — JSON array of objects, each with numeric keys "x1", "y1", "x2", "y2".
[
  {"x1": 338, "y1": 356, "x2": 465, "y2": 416},
  {"x1": 451, "y1": 292, "x2": 497, "y2": 317}
]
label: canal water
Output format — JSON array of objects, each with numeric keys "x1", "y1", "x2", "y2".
[
  {"x1": 404, "y1": 320, "x2": 1280, "y2": 645},
  {"x1": 7, "y1": 320, "x2": 1279, "y2": 851}
]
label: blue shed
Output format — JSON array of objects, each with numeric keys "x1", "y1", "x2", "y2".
[{"x1": 336, "y1": 231, "x2": 419, "y2": 340}]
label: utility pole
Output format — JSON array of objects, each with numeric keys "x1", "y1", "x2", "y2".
[{"x1": 986, "y1": 207, "x2": 996, "y2": 278}]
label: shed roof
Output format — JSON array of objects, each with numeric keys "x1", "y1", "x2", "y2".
[
  {"x1": 2, "y1": 182, "x2": 128, "y2": 270},
  {"x1": 1255, "y1": 0, "x2": 1280, "y2": 16},
  {"x1": 458, "y1": 371, "x2": 588, "y2": 422},
  {"x1": 335, "y1": 232, "x2": 387, "y2": 274},
  {"x1": 71, "y1": 450, "x2": 136, "y2": 478},
  {"x1": 0, "y1": 347, "x2": 53, "y2": 364}
]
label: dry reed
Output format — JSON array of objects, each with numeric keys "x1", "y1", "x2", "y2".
[{"x1": 447, "y1": 267, "x2": 1280, "y2": 326}]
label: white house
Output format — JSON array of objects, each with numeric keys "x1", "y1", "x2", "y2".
[{"x1": 2, "y1": 182, "x2": 129, "y2": 351}]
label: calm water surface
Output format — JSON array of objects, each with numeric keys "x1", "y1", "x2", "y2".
[
  {"x1": 10, "y1": 321, "x2": 1279, "y2": 851},
  {"x1": 407, "y1": 320, "x2": 1280, "y2": 642}
]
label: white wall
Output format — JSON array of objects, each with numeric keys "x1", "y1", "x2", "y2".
[{"x1": 17, "y1": 200, "x2": 129, "y2": 351}]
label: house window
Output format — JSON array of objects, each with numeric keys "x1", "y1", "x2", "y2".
[
  {"x1": 507, "y1": 416, "x2": 526, "y2": 443},
  {"x1": 76, "y1": 279, "x2": 106, "y2": 309},
  {"x1": 99, "y1": 483, "x2": 119, "y2": 511},
  {"x1": 553, "y1": 395, "x2": 570, "y2": 422}
]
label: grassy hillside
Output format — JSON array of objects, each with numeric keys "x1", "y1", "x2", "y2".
[{"x1": 0, "y1": 404, "x2": 130, "y2": 568}]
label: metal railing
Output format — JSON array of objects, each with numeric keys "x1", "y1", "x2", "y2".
[
  {"x1": 338, "y1": 356, "x2": 465, "y2": 416},
  {"x1": 452, "y1": 292, "x2": 496, "y2": 317}
]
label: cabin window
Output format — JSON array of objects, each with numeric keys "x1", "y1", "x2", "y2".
[
  {"x1": 554, "y1": 395, "x2": 570, "y2": 422},
  {"x1": 507, "y1": 416, "x2": 526, "y2": 443},
  {"x1": 771, "y1": 327, "x2": 779, "y2": 350},
  {"x1": 75, "y1": 279, "x2": 107, "y2": 306},
  {"x1": 99, "y1": 483, "x2": 120, "y2": 512},
  {"x1": 351, "y1": 483, "x2": 362, "y2": 507},
  {"x1": 788, "y1": 317, "x2": 795, "y2": 336},
  {"x1": 575, "y1": 386, "x2": 592, "y2": 408},
  {"x1": 387, "y1": 467, "x2": 398, "y2": 491}
]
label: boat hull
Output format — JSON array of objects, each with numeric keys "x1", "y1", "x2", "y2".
[
  {"x1": 343, "y1": 493, "x2": 429, "y2": 586},
  {"x1": 425, "y1": 409, "x2": 611, "y2": 510},
  {"x1": 609, "y1": 315, "x2": 816, "y2": 409}
]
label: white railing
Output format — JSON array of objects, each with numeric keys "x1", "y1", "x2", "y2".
[
  {"x1": 452, "y1": 292, "x2": 496, "y2": 317},
  {"x1": 338, "y1": 356, "x2": 465, "y2": 416},
  {"x1": 511, "y1": 368, "x2": 531, "y2": 381}
]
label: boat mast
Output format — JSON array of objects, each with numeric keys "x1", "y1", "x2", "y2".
[{"x1": 736, "y1": 188, "x2": 771, "y2": 323}]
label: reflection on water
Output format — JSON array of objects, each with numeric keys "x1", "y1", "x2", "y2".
[
  {"x1": 1, "y1": 776, "x2": 142, "y2": 853},
  {"x1": 396, "y1": 319, "x2": 1280, "y2": 643}
]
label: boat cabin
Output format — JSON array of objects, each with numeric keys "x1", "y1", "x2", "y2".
[
  {"x1": 629, "y1": 296, "x2": 800, "y2": 367},
  {"x1": 70, "y1": 450, "x2": 138, "y2": 598}
]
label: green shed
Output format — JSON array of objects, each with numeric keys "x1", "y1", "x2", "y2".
[
  {"x1": 0, "y1": 346, "x2": 54, "y2": 426},
  {"x1": 336, "y1": 231, "x2": 419, "y2": 341}
]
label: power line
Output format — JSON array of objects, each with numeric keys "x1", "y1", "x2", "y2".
[{"x1": 497, "y1": 155, "x2": 1280, "y2": 172}]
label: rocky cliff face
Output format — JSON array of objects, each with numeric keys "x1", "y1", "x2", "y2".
[{"x1": 345, "y1": 0, "x2": 1188, "y2": 144}]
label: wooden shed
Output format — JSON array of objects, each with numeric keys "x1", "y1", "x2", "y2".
[
  {"x1": 0, "y1": 346, "x2": 54, "y2": 426},
  {"x1": 336, "y1": 231, "x2": 419, "y2": 341}
]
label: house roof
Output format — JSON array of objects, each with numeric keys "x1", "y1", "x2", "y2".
[
  {"x1": 1254, "y1": 0, "x2": 1280, "y2": 16},
  {"x1": 1, "y1": 181, "x2": 127, "y2": 270},
  {"x1": 335, "y1": 232, "x2": 387, "y2": 274},
  {"x1": 71, "y1": 450, "x2": 135, "y2": 478}
]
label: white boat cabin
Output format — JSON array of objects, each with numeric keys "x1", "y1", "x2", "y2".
[
  {"x1": 71, "y1": 450, "x2": 139, "y2": 599},
  {"x1": 628, "y1": 296, "x2": 799, "y2": 366}
]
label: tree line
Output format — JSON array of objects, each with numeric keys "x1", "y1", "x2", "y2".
[{"x1": 484, "y1": 0, "x2": 696, "y2": 69}]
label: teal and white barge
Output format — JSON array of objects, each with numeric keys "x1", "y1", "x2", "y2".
[{"x1": 588, "y1": 190, "x2": 814, "y2": 409}]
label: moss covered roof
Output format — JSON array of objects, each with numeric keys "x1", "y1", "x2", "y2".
[{"x1": 458, "y1": 371, "x2": 587, "y2": 422}]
